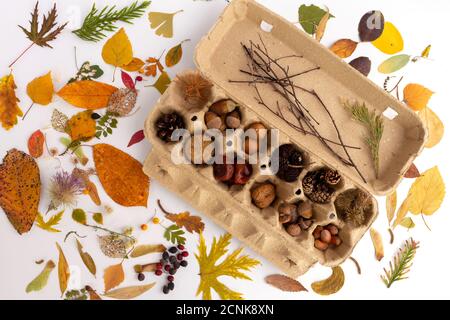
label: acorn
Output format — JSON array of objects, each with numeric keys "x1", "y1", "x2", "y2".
[
  {"x1": 210, "y1": 99, "x2": 236, "y2": 115},
  {"x1": 204, "y1": 111, "x2": 223, "y2": 130},
  {"x1": 247, "y1": 122, "x2": 267, "y2": 140},
  {"x1": 225, "y1": 110, "x2": 241, "y2": 129},
  {"x1": 297, "y1": 201, "x2": 313, "y2": 219}
]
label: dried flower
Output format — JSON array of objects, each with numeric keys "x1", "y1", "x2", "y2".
[
  {"x1": 49, "y1": 148, "x2": 59, "y2": 157},
  {"x1": 48, "y1": 170, "x2": 84, "y2": 211},
  {"x1": 107, "y1": 88, "x2": 138, "y2": 117},
  {"x1": 173, "y1": 70, "x2": 213, "y2": 110}
]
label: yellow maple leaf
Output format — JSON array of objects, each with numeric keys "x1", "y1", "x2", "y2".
[
  {"x1": 26, "y1": 72, "x2": 54, "y2": 105},
  {"x1": 35, "y1": 211, "x2": 64, "y2": 233},
  {"x1": 148, "y1": 11, "x2": 183, "y2": 38},
  {"x1": 408, "y1": 166, "x2": 445, "y2": 216},
  {"x1": 403, "y1": 83, "x2": 434, "y2": 111},
  {"x1": 102, "y1": 28, "x2": 133, "y2": 67},
  {"x1": 196, "y1": 233, "x2": 259, "y2": 300},
  {"x1": 0, "y1": 74, "x2": 22, "y2": 130}
]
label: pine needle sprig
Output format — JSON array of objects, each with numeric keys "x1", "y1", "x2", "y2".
[
  {"x1": 381, "y1": 238, "x2": 419, "y2": 288},
  {"x1": 342, "y1": 98, "x2": 384, "y2": 178},
  {"x1": 73, "y1": 1, "x2": 151, "y2": 42},
  {"x1": 10, "y1": 2, "x2": 67, "y2": 68}
]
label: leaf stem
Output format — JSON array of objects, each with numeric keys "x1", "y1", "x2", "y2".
[
  {"x1": 22, "y1": 102, "x2": 35, "y2": 120},
  {"x1": 8, "y1": 42, "x2": 34, "y2": 69},
  {"x1": 84, "y1": 223, "x2": 136, "y2": 241},
  {"x1": 421, "y1": 213, "x2": 431, "y2": 231}
]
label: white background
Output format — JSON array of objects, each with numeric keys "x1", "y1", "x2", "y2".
[{"x1": 0, "y1": 0, "x2": 449, "y2": 300}]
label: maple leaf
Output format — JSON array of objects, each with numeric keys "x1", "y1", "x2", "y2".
[
  {"x1": 195, "y1": 233, "x2": 260, "y2": 300},
  {"x1": 166, "y1": 211, "x2": 204, "y2": 234},
  {"x1": 35, "y1": 211, "x2": 64, "y2": 233}
]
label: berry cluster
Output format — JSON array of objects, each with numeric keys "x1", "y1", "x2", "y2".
[{"x1": 155, "y1": 245, "x2": 189, "y2": 294}]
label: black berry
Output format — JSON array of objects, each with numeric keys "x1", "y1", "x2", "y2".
[
  {"x1": 169, "y1": 256, "x2": 177, "y2": 264},
  {"x1": 163, "y1": 285, "x2": 170, "y2": 294},
  {"x1": 162, "y1": 251, "x2": 169, "y2": 260},
  {"x1": 177, "y1": 253, "x2": 183, "y2": 260},
  {"x1": 138, "y1": 273, "x2": 145, "y2": 281},
  {"x1": 173, "y1": 261, "x2": 180, "y2": 269},
  {"x1": 168, "y1": 282, "x2": 175, "y2": 291},
  {"x1": 169, "y1": 246, "x2": 178, "y2": 254},
  {"x1": 169, "y1": 268, "x2": 177, "y2": 275},
  {"x1": 91, "y1": 113, "x2": 101, "y2": 120},
  {"x1": 180, "y1": 260, "x2": 188, "y2": 267}
]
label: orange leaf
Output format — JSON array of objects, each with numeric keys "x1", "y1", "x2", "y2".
[
  {"x1": 57, "y1": 80, "x2": 118, "y2": 110},
  {"x1": 330, "y1": 39, "x2": 358, "y2": 58},
  {"x1": 28, "y1": 130, "x2": 45, "y2": 158},
  {"x1": 0, "y1": 149, "x2": 40, "y2": 234},
  {"x1": 26, "y1": 72, "x2": 54, "y2": 105},
  {"x1": 403, "y1": 83, "x2": 433, "y2": 111},
  {"x1": 104, "y1": 263, "x2": 125, "y2": 293},
  {"x1": 72, "y1": 168, "x2": 101, "y2": 206},
  {"x1": 122, "y1": 57, "x2": 145, "y2": 72},
  {"x1": 93, "y1": 144, "x2": 149, "y2": 207},
  {"x1": 0, "y1": 74, "x2": 22, "y2": 130},
  {"x1": 65, "y1": 110, "x2": 96, "y2": 141},
  {"x1": 165, "y1": 211, "x2": 204, "y2": 234}
]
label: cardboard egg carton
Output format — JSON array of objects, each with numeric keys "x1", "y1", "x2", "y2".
[{"x1": 143, "y1": 0, "x2": 426, "y2": 277}]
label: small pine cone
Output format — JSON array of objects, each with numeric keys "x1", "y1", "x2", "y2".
[
  {"x1": 306, "y1": 184, "x2": 334, "y2": 204},
  {"x1": 107, "y1": 88, "x2": 137, "y2": 117},
  {"x1": 274, "y1": 144, "x2": 304, "y2": 182},
  {"x1": 155, "y1": 112, "x2": 186, "y2": 142},
  {"x1": 302, "y1": 174, "x2": 315, "y2": 194},
  {"x1": 324, "y1": 169, "x2": 341, "y2": 185}
]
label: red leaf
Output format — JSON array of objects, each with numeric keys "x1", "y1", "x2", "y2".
[
  {"x1": 27, "y1": 130, "x2": 45, "y2": 158},
  {"x1": 127, "y1": 130, "x2": 145, "y2": 147},
  {"x1": 404, "y1": 163, "x2": 420, "y2": 178},
  {"x1": 121, "y1": 71, "x2": 135, "y2": 90}
]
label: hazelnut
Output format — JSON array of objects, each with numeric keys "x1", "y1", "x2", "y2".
[
  {"x1": 251, "y1": 183, "x2": 276, "y2": 209},
  {"x1": 247, "y1": 122, "x2": 267, "y2": 140},
  {"x1": 297, "y1": 202, "x2": 313, "y2": 219},
  {"x1": 233, "y1": 163, "x2": 253, "y2": 185},
  {"x1": 286, "y1": 224, "x2": 301, "y2": 237},
  {"x1": 279, "y1": 213, "x2": 292, "y2": 224},
  {"x1": 205, "y1": 111, "x2": 222, "y2": 130},
  {"x1": 185, "y1": 137, "x2": 212, "y2": 164},
  {"x1": 330, "y1": 236, "x2": 342, "y2": 246},
  {"x1": 225, "y1": 110, "x2": 241, "y2": 129},
  {"x1": 312, "y1": 226, "x2": 323, "y2": 239},
  {"x1": 326, "y1": 224, "x2": 339, "y2": 236},
  {"x1": 278, "y1": 203, "x2": 297, "y2": 218},
  {"x1": 320, "y1": 229, "x2": 332, "y2": 243},
  {"x1": 244, "y1": 137, "x2": 258, "y2": 155},
  {"x1": 298, "y1": 218, "x2": 312, "y2": 230},
  {"x1": 213, "y1": 163, "x2": 235, "y2": 182},
  {"x1": 314, "y1": 239, "x2": 329, "y2": 251},
  {"x1": 210, "y1": 99, "x2": 236, "y2": 115}
]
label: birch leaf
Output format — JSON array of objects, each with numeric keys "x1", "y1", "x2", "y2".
[
  {"x1": 404, "y1": 83, "x2": 434, "y2": 111},
  {"x1": 148, "y1": 11, "x2": 183, "y2": 38},
  {"x1": 407, "y1": 166, "x2": 445, "y2": 216},
  {"x1": 103, "y1": 283, "x2": 155, "y2": 299},
  {"x1": 386, "y1": 191, "x2": 397, "y2": 225},
  {"x1": 130, "y1": 244, "x2": 166, "y2": 258},
  {"x1": 418, "y1": 107, "x2": 444, "y2": 148},
  {"x1": 56, "y1": 242, "x2": 70, "y2": 296},
  {"x1": 102, "y1": 28, "x2": 133, "y2": 67},
  {"x1": 104, "y1": 263, "x2": 125, "y2": 293},
  {"x1": 0, "y1": 74, "x2": 22, "y2": 130},
  {"x1": 26, "y1": 260, "x2": 55, "y2": 293},
  {"x1": 76, "y1": 239, "x2": 96, "y2": 277},
  {"x1": 26, "y1": 72, "x2": 54, "y2": 105},
  {"x1": 311, "y1": 266, "x2": 345, "y2": 296},
  {"x1": 370, "y1": 228, "x2": 384, "y2": 261}
]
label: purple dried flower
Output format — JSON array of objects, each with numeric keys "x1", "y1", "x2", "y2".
[{"x1": 48, "y1": 170, "x2": 84, "y2": 209}]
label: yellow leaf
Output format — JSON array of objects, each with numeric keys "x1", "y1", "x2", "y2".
[
  {"x1": 408, "y1": 166, "x2": 445, "y2": 216},
  {"x1": 399, "y1": 217, "x2": 415, "y2": 229},
  {"x1": 370, "y1": 228, "x2": 384, "y2": 261},
  {"x1": 386, "y1": 191, "x2": 397, "y2": 225},
  {"x1": 130, "y1": 244, "x2": 166, "y2": 258},
  {"x1": 315, "y1": 12, "x2": 330, "y2": 42},
  {"x1": 25, "y1": 260, "x2": 55, "y2": 293},
  {"x1": 148, "y1": 11, "x2": 183, "y2": 38},
  {"x1": 122, "y1": 57, "x2": 145, "y2": 72},
  {"x1": 196, "y1": 233, "x2": 260, "y2": 300},
  {"x1": 104, "y1": 263, "x2": 125, "y2": 293},
  {"x1": 329, "y1": 39, "x2": 358, "y2": 58},
  {"x1": 403, "y1": 83, "x2": 434, "y2": 111},
  {"x1": 76, "y1": 239, "x2": 96, "y2": 277},
  {"x1": 0, "y1": 74, "x2": 22, "y2": 130},
  {"x1": 393, "y1": 196, "x2": 411, "y2": 229},
  {"x1": 56, "y1": 242, "x2": 70, "y2": 297},
  {"x1": 26, "y1": 72, "x2": 54, "y2": 105},
  {"x1": 102, "y1": 28, "x2": 133, "y2": 67},
  {"x1": 421, "y1": 45, "x2": 431, "y2": 58},
  {"x1": 65, "y1": 110, "x2": 96, "y2": 141},
  {"x1": 372, "y1": 22, "x2": 404, "y2": 54},
  {"x1": 35, "y1": 211, "x2": 64, "y2": 233},
  {"x1": 57, "y1": 80, "x2": 118, "y2": 110},
  {"x1": 165, "y1": 39, "x2": 190, "y2": 67},
  {"x1": 418, "y1": 107, "x2": 444, "y2": 148},
  {"x1": 311, "y1": 266, "x2": 345, "y2": 296},
  {"x1": 103, "y1": 283, "x2": 155, "y2": 299}
]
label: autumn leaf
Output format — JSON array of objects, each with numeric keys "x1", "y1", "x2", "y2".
[
  {"x1": 122, "y1": 57, "x2": 145, "y2": 72},
  {"x1": 0, "y1": 149, "x2": 40, "y2": 234},
  {"x1": 298, "y1": 4, "x2": 333, "y2": 35},
  {"x1": 148, "y1": 11, "x2": 183, "y2": 38},
  {"x1": 165, "y1": 211, "x2": 204, "y2": 234},
  {"x1": 0, "y1": 74, "x2": 22, "y2": 130},
  {"x1": 393, "y1": 196, "x2": 411, "y2": 229},
  {"x1": 399, "y1": 217, "x2": 415, "y2": 229},
  {"x1": 358, "y1": 11, "x2": 384, "y2": 42},
  {"x1": 311, "y1": 266, "x2": 345, "y2": 296},
  {"x1": 418, "y1": 107, "x2": 444, "y2": 148},
  {"x1": 85, "y1": 285, "x2": 102, "y2": 300},
  {"x1": 51, "y1": 109, "x2": 69, "y2": 132},
  {"x1": 140, "y1": 57, "x2": 164, "y2": 77},
  {"x1": 57, "y1": 80, "x2": 118, "y2": 110},
  {"x1": 121, "y1": 70, "x2": 135, "y2": 90},
  {"x1": 196, "y1": 233, "x2": 260, "y2": 300},
  {"x1": 130, "y1": 244, "x2": 166, "y2": 258},
  {"x1": 421, "y1": 45, "x2": 431, "y2": 58},
  {"x1": 56, "y1": 242, "x2": 70, "y2": 297},
  {"x1": 404, "y1": 163, "x2": 420, "y2": 179},
  {"x1": 93, "y1": 144, "x2": 149, "y2": 207},
  {"x1": 370, "y1": 228, "x2": 384, "y2": 261},
  {"x1": 128, "y1": 129, "x2": 145, "y2": 147},
  {"x1": 102, "y1": 28, "x2": 133, "y2": 68},
  {"x1": 315, "y1": 11, "x2": 330, "y2": 42},
  {"x1": 26, "y1": 72, "x2": 54, "y2": 105},
  {"x1": 72, "y1": 208, "x2": 87, "y2": 225},
  {"x1": 372, "y1": 22, "x2": 404, "y2": 54},
  {"x1": 403, "y1": 84, "x2": 434, "y2": 111},
  {"x1": 330, "y1": 39, "x2": 358, "y2": 58},
  {"x1": 166, "y1": 39, "x2": 190, "y2": 67},
  {"x1": 93, "y1": 212, "x2": 103, "y2": 224},
  {"x1": 28, "y1": 130, "x2": 45, "y2": 158},
  {"x1": 76, "y1": 239, "x2": 96, "y2": 277},
  {"x1": 26, "y1": 260, "x2": 55, "y2": 293},
  {"x1": 378, "y1": 54, "x2": 411, "y2": 74},
  {"x1": 35, "y1": 211, "x2": 64, "y2": 233},
  {"x1": 265, "y1": 274, "x2": 307, "y2": 292},
  {"x1": 150, "y1": 71, "x2": 171, "y2": 94},
  {"x1": 386, "y1": 191, "x2": 397, "y2": 225},
  {"x1": 103, "y1": 283, "x2": 155, "y2": 299},
  {"x1": 65, "y1": 110, "x2": 97, "y2": 141},
  {"x1": 104, "y1": 263, "x2": 125, "y2": 293}
]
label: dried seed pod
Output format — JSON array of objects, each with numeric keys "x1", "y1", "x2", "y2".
[
  {"x1": 311, "y1": 266, "x2": 345, "y2": 295},
  {"x1": 204, "y1": 111, "x2": 222, "y2": 130},
  {"x1": 209, "y1": 99, "x2": 236, "y2": 115},
  {"x1": 286, "y1": 224, "x2": 301, "y2": 237},
  {"x1": 225, "y1": 110, "x2": 241, "y2": 129},
  {"x1": 251, "y1": 183, "x2": 276, "y2": 209},
  {"x1": 173, "y1": 70, "x2": 213, "y2": 110},
  {"x1": 297, "y1": 201, "x2": 313, "y2": 219},
  {"x1": 324, "y1": 169, "x2": 341, "y2": 185}
]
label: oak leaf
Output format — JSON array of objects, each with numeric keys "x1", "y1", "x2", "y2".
[
  {"x1": 0, "y1": 149, "x2": 40, "y2": 234},
  {"x1": 57, "y1": 80, "x2": 118, "y2": 110},
  {"x1": 122, "y1": 57, "x2": 145, "y2": 72},
  {"x1": 103, "y1": 283, "x2": 155, "y2": 299},
  {"x1": 418, "y1": 107, "x2": 444, "y2": 148},
  {"x1": 26, "y1": 72, "x2": 54, "y2": 105},
  {"x1": 148, "y1": 11, "x2": 183, "y2": 38},
  {"x1": 28, "y1": 130, "x2": 45, "y2": 158},
  {"x1": 403, "y1": 83, "x2": 434, "y2": 111},
  {"x1": 102, "y1": 28, "x2": 133, "y2": 67},
  {"x1": 104, "y1": 263, "x2": 125, "y2": 293},
  {"x1": 93, "y1": 144, "x2": 149, "y2": 207},
  {"x1": 0, "y1": 74, "x2": 22, "y2": 130},
  {"x1": 165, "y1": 211, "x2": 204, "y2": 234},
  {"x1": 330, "y1": 39, "x2": 358, "y2": 58},
  {"x1": 196, "y1": 233, "x2": 260, "y2": 300},
  {"x1": 56, "y1": 242, "x2": 70, "y2": 297}
]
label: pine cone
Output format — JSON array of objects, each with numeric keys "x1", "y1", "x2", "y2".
[
  {"x1": 274, "y1": 144, "x2": 304, "y2": 182},
  {"x1": 302, "y1": 170, "x2": 335, "y2": 204},
  {"x1": 155, "y1": 112, "x2": 186, "y2": 142},
  {"x1": 107, "y1": 88, "x2": 137, "y2": 117},
  {"x1": 306, "y1": 184, "x2": 334, "y2": 204},
  {"x1": 324, "y1": 169, "x2": 341, "y2": 185}
]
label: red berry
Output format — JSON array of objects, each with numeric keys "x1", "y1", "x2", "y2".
[
  {"x1": 168, "y1": 275, "x2": 174, "y2": 282},
  {"x1": 135, "y1": 76, "x2": 143, "y2": 82},
  {"x1": 164, "y1": 264, "x2": 171, "y2": 271},
  {"x1": 182, "y1": 251, "x2": 189, "y2": 257},
  {"x1": 156, "y1": 263, "x2": 163, "y2": 270},
  {"x1": 155, "y1": 269, "x2": 162, "y2": 276},
  {"x1": 177, "y1": 254, "x2": 183, "y2": 261},
  {"x1": 177, "y1": 244, "x2": 185, "y2": 250}
]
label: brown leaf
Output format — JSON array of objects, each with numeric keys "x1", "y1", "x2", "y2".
[
  {"x1": 358, "y1": 11, "x2": 384, "y2": 42},
  {"x1": 103, "y1": 283, "x2": 155, "y2": 299},
  {"x1": 311, "y1": 266, "x2": 345, "y2": 296},
  {"x1": 165, "y1": 39, "x2": 189, "y2": 67},
  {"x1": 166, "y1": 211, "x2": 204, "y2": 234},
  {"x1": 265, "y1": 274, "x2": 307, "y2": 292},
  {"x1": 93, "y1": 144, "x2": 149, "y2": 207},
  {"x1": 404, "y1": 163, "x2": 420, "y2": 179},
  {"x1": 56, "y1": 242, "x2": 70, "y2": 297},
  {"x1": 28, "y1": 130, "x2": 45, "y2": 158},
  {"x1": 104, "y1": 263, "x2": 125, "y2": 293},
  {"x1": 330, "y1": 39, "x2": 358, "y2": 58},
  {"x1": 0, "y1": 149, "x2": 40, "y2": 234},
  {"x1": 349, "y1": 56, "x2": 371, "y2": 76},
  {"x1": 76, "y1": 239, "x2": 97, "y2": 277},
  {"x1": 57, "y1": 80, "x2": 118, "y2": 110},
  {"x1": 130, "y1": 244, "x2": 166, "y2": 258},
  {"x1": 122, "y1": 57, "x2": 145, "y2": 72},
  {"x1": 0, "y1": 74, "x2": 22, "y2": 130},
  {"x1": 386, "y1": 191, "x2": 397, "y2": 225},
  {"x1": 85, "y1": 285, "x2": 102, "y2": 300}
]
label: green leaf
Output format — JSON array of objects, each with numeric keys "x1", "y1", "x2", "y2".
[
  {"x1": 26, "y1": 260, "x2": 56, "y2": 293},
  {"x1": 35, "y1": 211, "x2": 64, "y2": 233},
  {"x1": 91, "y1": 65, "x2": 104, "y2": 79},
  {"x1": 72, "y1": 208, "x2": 87, "y2": 225},
  {"x1": 151, "y1": 71, "x2": 171, "y2": 94},
  {"x1": 164, "y1": 224, "x2": 186, "y2": 245},
  {"x1": 93, "y1": 212, "x2": 103, "y2": 225},
  {"x1": 378, "y1": 54, "x2": 411, "y2": 74},
  {"x1": 399, "y1": 217, "x2": 415, "y2": 229},
  {"x1": 298, "y1": 4, "x2": 334, "y2": 35},
  {"x1": 60, "y1": 137, "x2": 88, "y2": 165}
]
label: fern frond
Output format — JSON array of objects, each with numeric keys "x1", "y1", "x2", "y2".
[
  {"x1": 381, "y1": 238, "x2": 419, "y2": 288},
  {"x1": 73, "y1": 1, "x2": 151, "y2": 42}
]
